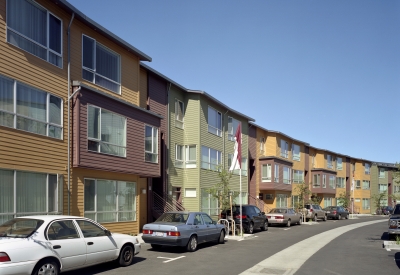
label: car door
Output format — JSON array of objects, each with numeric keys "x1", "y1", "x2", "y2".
[
  {"x1": 201, "y1": 213, "x2": 219, "y2": 242},
  {"x1": 253, "y1": 206, "x2": 263, "y2": 227},
  {"x1": 75, "y1": 220, "x2": 118, "y2": 266},
  {"x1": 47, "y1": 220, "x2": 86, "y2": 271},
  {"x1": 192, "y1": 213, "x2": 208, "y2": 243},
  {"x1": 288, "y1": 209, "x2": 298, "y2": 223}
]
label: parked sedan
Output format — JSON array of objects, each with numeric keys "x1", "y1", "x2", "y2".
[
  {"x1": 142, "y1": 212, "x2": 225, "y2": 252},
  {"x1": 0, "y1": 215, "x2": 140, "y2": 275},
  {"x1": 323, "y1": 206, "x2": 349, "y2": 220},
  {"x1": 267, "y1": 208, "x2": 302, "y2": 227}
]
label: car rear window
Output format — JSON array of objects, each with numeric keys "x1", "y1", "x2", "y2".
[
  {"x1": 0, "y1": 218, "x2": 44, "y2": 238},
  {"x1": 305, "y1": 205, "x2": 310, "y2": 209}
]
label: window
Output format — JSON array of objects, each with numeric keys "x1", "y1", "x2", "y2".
[
  {"x1": 262, "y1": 164, "x2": 272, "y2": 182},
  {"x1": 362, "y1": 180, "x2": 370, "y2": 190},
  {"x1": 82, "y1": 35, "x2": 121, "y2": 93},
  {"x1": 0, "y1": 75, "x2": 63, "y2": 139},
  {"x1": 48, "y1": 220, "x2": 79, "y2": 240},
  {"x1": 336, "y1": 177, "x2": 345, "y2": 188},
  {"x1": 87, "y1": 106, "x2": 126, "y2": 157},
  {"x1": 362, "y1": 198, "x2": 370, "y2": 210},
  {"x1": 145, "y1": 125, "x2": 158, "y2": 163},
  {"x1": 7, "y1": 0, "x2": 62, "y2": 67},
  {"x1": 379, "y1": 184, "x2": 387, "y2": 193},
  {"x1": 355, "y1": 198, "x2": 361, "y2": 203},
  {"x1": 0, "y1": 169, "x2": 62, "y2": 224},
  {"x1": 228, "y1": 154, "x2": 238, "y2": 175},
  {"x1": 241, "y1": 158, "x2": 248, "y2": 176},
  {"x1": 322, "y1": 175, "x2": 326, "y2": 188},
  {"x1": 327, "y1": 155, "x2": 333, "y2": 169},
  {"x1": 274, "y1": 164, "x2": 279, "y2": 182},
  {"x1": 185, "y1": 145, "x2": 197, "y2": 168},
  {"x1": 324, "y1": 197, "x2": 332, "y2": 207},
  {"x1": 260, "y1": 137, "x2": 265, "y2": 154},
  {"x1": 276, "y1": 194, "x2": 287, "y2": 208},
  {"x1": 201, "y1": 146, "x2": 222, "y2": 171},
  {"x1": 283, "y1": 167, "x2": 291, "y2": 184},
  {"x1": 355, "y1": 180, "x2": 361, "y2": 189},
  {"x1": 329, "y1": 176, "x2": 336, "y2": 189},
  {"x1": 84, "y1": 179, "x2": 136, "y2": 223},
  {"x1": 364, "y1": 163, "x2": 370, "y2": 175},
  {"x1": 76, "y1": 220, "x2": 107, "y2": 238},
  {"x1": 175, "y1": 99, "x2": 184, "y2": 129},
  {"x1": 292, "y1": 144, "x2": 300, "y2": 161},
  {"x1": 185, "y1": 188, "x2": 197, "y2": 198},
  {"x1": 228, "y1": 117, "x2": 240, "y2": 141},
  {"x1": 395, "y1": 186, "x2": 400, "y2": 193},
  {"x1": 337, "y1": 157, "x2": 343, "y2": 170},
  {"x1": 175, "y1": 144, "x2": 184, "y2": 168},
  {"x1": 293, "y1": 170, "x2": 304, "y2": 183},
  {"x1": 379, "y1": 168, "x2": 385, "y2": 178},
  {"x1": 228, "y1": 155, "x2": 247, "y2": 175},
  {"x1": 201, "y1": 189, "x2": 219, "y2": 215},
  {"x1": 207, "y1": 106, "x2": 222, "y2": 137},
  {"x1": 280, "y1": 139, "x2": 289, "y2": 158},
  {"x1": 313, "y1": 174, "x2": 320, "y2": 187}
]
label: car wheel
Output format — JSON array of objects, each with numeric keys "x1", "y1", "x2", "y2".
[
  {"x1": 118, "y1": 245, "x2": 134, "y2": 267},
  {"x1": 33, "y1": 259, "x2": 59, "y2": 275},
  {"x1": 247, "y1": 222, "x2": 254, "y2": 234},
  {"x1": 286, "y1": 219, "x2": 291, "y2": 227},
  {"x1": 186, "y1": 235, "x2": 198, "y2": 252},
  {"x1": 314, "y1": 215, "x2": 318, "y2": 222},
  {"x1": 217, "y1": 230, "x2": 225, "y2": 244},
  {"x1": 323, "y1": 215, "x2": 327, "y2": 222},
  {"x1": 151, "y1": 244, "x2": 162, "y2": 250},
  {"x1": 345, "y1": 214, "x2": 349, "y2": 219},
  {"x1": 338, "y1": 214, "x2": 342, "y2": 220},
  {"x1": 298, "y1": 218, "x2": 302, "y2": 225},
  {"x1": 261, "y1": 220, "x2": 268, "y2": 231}
]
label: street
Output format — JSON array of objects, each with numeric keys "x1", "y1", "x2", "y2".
[{"x1": 64, "y1": 216, "x2": 394, "y2": 275}]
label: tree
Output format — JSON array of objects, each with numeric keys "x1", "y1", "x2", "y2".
[
  {"x1": 393, "y1": 163, "x2": 400, "y2": 185},
  {"x1": 206, "y1": 167, "x2": 238, "y2": 213},
  {"x1": 337, "y1": 192, "x2": 351, "y2": 209},
  {"x1": 371, "y1": 192, "x2": 387, "y2": 214},
  {"x1": 293, "y1": 182, "x2": 311, "y2": 222}
]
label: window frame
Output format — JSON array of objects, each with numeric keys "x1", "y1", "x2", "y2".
[
  {"x1": 185, "y1": 188, "x2": 197, "y2": 198},
  {"x1": 292, "y1": 144, "x2": 300, "y2": 161},
  {"x1": 201, "y1": 146, "x2": 222, "y2": 171},
  {"x1": 336, "y1": 157, "x2": 343, "y2": 170},
  {"x1": 379, "y1": 168, "x2": 385, "y2": 178},
  {"x1": 274, "y1": 164, "x2": 279, "y2": 182},
  {"x1": 262, "y1": 164, "x2": 272, "y2": 182},
  {"x1": 280, "y1": 139, "x2": 289, "y2": 158},
  {"x1": 175, "y1": 99, "x2": 184, "y2": 129},
  {"x1": 362, "y1": 198, "x2": 370, "y2": 210},
  {"x1": 364, "y1": 163, "x2": 370, "y2": 175},
  {"x1": 329, "y1": 176, "x2": 336, "y2": 189},
  {"x1": 283, "y1": 166, "x2": 291, "y2": 184},
  {"x1": 322, "y1": 175, "x2": 327, "y2": 188},
  {"x1": 327, "y1": 155, "x2": 333, "y2": 169},
  {"x1": 175, "y1": 144, "x2": 184, "y2": 168},
  {"x1": 260, "y1": 137, "x2": 265, "y2": 154},
  {"x1": 336, "y1": 177, "x2": 345, "y2": 188},
  {"x1": 6, "y1": 0, "x2": 63, "y2": 68},
  {"x1": 292, "y1": 170, "x2": 304, "y2": 183},
  {"x1": 228, "y1": 116, "x2": 241, "y2": 141},
  {"x1": 207, "y1": 106, "x2": 222, "y2": 137},
  {"x1": 313, "y1": 174, "x2": 321, "y2": 187},
  {"x1": 362, "y1": 180, "x2": 370, "y2": 190},
  {"x1": 144, "y1": 125, "x2": 159, "y2": 163}
]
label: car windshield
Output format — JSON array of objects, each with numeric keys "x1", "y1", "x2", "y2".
[
  {"x1": 270, "y1": 209, "x2": 287, "y2": 214},
  {"x1": 393, "y1": 205, "x2": 400, "y2": 215},
  {"x1": 156, "y1": 213, "x2": 189, "y2": 223},
  {"x1": 0, "y1": 218, "x2": 44, "y2": 238}
]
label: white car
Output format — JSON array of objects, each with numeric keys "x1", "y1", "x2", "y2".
[{"x1": 0, "y1": 215, "x2": 141, "y2": 275}]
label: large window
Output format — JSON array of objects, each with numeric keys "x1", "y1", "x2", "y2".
[
  {"x1": 274, "y1": 164, "x2": 279, "y2": 182},
  {"x1": 379, "y1": 168, "x2": 385, "y2": 178},
  {"x1": 329, "y1": 176, "x2": 336, "y2": 189},
  {"x1": 228, "y1": 117, "x2": 240, "y2": 141},
  {"x1": 7, "y1": 0, "x2": 62, "y2": 67},
  {"x1": 362, "y1": 180, "x2": 370, "y2": 190},
  {"x1": 362, "y1": 198, "x2": 370, "y2": 210},
  {"x1": 364, "y1": 163, "x2": 370, "y2": 174},
  {"x1": 201, "y1": 146, "x2": 222, "y2": 171},
  {"x1": 82, "y1": 35, "x2": 121, "y2": 94},
  {"x1": 175, "y1": 144, "x2": 184, "y2": 168},
  {"x1": 0, "y1": 169, "x2": 62, "y2": 224},
  {"x1": 0, "y1": 75, "x2": 63, "y2": 139},
  {"x1": 379, "y1": 184, "x2": 387, "y2": 193},
  {"x1": 322, "y1": 175, "x2": 326, "y2": 188},
  {"x1": 324, "y1": 197, "x2": 333, "y2": 207},
  {"x1": 228, "y1": 154, "x2": 247, "y2": 176},
  {"x1": 87, "y1": 105, "x2": 126, "y2": 157},
  {"x1": 280, "y1": 139, "x2": 289, "y2": 158},
  {"x1": 175, "y1": 99, "x2": 184, "y2": 129},
  {"x1": 292, "y1": 144, "x2": 300, "y2": 161},
  {"x1": 276, "y1": 194, "x2": 287, "y2": 208},
  {"x1": 84, "y1": 179, "x2": 136, "y2": 223},
  {"x1": 145, "y1": 125, "x2": 158, "y2": 163},
  {"x1": 201, "y1": 189, "x2": 219, "y2": 216},
  {"x1": 327, "y1": 155, "x2": 333, "y2": 169},
  {"x1": 175, "y1": 144, "x2": 196, "y2": 168},
  {"x1": 336, "y1": 157, "x2": 343, "y2": 170},
  {"x1": 262, "y1": 164, "x2": 272, "y2": 182},
  {"x1": 207, "y1": 106, "x2": 222, "y2": 137},
  {"x1": 313, "y1": 174, "x2": 320, "y2": 187},
  {"x1": 283, "y1": 167, "x2": 291, "y2": 184},
  {"x1": 336, "y1": 177, "x2": 345, "y2": 188},
  {"x1": 293, "y1": 170, "x2": 304, "y2": 183}
]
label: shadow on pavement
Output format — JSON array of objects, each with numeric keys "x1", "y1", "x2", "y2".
[
  {"x1": 145, "y1": 241, "x2": 222, "y2": 254},
  {"x1": 395, "y1": 252, "x2": 400, "y2": 269}
]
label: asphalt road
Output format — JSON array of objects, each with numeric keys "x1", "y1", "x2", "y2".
[{"x1": 63, "y1": 216, "x2": 393, "y2": 275}]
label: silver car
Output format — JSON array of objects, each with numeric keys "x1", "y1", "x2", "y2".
[
  {"x1": 267, "y1": 208, "x2": 303, "y2": 227},
  {"x1": 142, "y1": 212, "x2": 226, "y2": 252}
]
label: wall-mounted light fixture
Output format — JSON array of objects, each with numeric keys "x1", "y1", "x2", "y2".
[{"x1": 141, "y1": 188, "x2": 146, "y2": 194}]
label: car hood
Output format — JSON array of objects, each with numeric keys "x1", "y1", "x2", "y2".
[{"x1": 390, "y1": 214, "x2": 400, "y2": 219}]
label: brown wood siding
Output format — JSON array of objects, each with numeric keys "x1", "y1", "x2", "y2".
[
  {"x1": 310, "y1": 170, "x2": 337, "y2": 195},
  {"x1": 139, "y1": 68, "x2": 148, "y2": 109},
  {"x1": 259, "y1": 158, "x2": 293, "y2": 192},
  {"x1": 72, "y1": 88, "x2": 161, "y2": 177}
]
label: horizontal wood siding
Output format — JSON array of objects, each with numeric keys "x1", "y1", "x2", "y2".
[
  {"x1": 73, "y1": 88, "x2": 161, "y2": 177},
  {"x1": 139, "y1": 68, "x2": 147, "y2": 109},
  {"x1": 265, "y1": 134, "x2": 276, "y2": 156}
]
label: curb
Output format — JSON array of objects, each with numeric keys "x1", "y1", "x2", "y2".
[
  {"x1": 225, "y1": 233, "x2": 256, "y2": 241},
  {"x1": 383, "y1": 241, "x2": 400, "y2": 250}
]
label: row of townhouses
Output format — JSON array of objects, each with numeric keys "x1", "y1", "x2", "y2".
[{"x1": 0, "y1": 0, "x2": 398, "y2": 234}]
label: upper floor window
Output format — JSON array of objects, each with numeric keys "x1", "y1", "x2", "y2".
[
  {"x1": 292, "y1": 144, "x2": 300, "y2": 161},
  {"x1": 394, "y1": 185, "x2": 400, "y2": 194},
  {"x1": 7, "y1": 0, "x2": 62, "y2": 68},
  {"x1": 260, "y1": 137, "x2": 265, "y2": 154},
  {"x1": 280, "y1": 139, "x2": 288, "y2": 158},
  {"x1": 355, "y1": 180, "x2": 361, "y2": 189},
  {"x1": 145, "y1": 125, "x2": 158, "y2": 163},
  {"x1": 207, "y1": 106, "x2": 222, "y2": 137},
  {"x1": 362, "y1": 180, "x2": 370, "y2": 190},
  {"x1": 337, "y1": 157, "x2": 343, "y2": 170},
  {"x1": 175, "y1": 99, "x2": 184, "y2": 129},
  {"x1": 327, "y1": 155, "x2": 333, "y2": 169},
  {"x1": 274, "y1": 164, "x2": 279, "y2": 182},
  {"x1": 82, "y1": 35, "x2": 121, "y2": 94},
  {"x1": 87, "y1": 106, "x2": 126, "y2": 157},
  {"x1": 313, "y1": 174, "x2": 320, "y2": 187},
  {"x1": 364, "y1": 163, "x2": 370, "y2": 174},
  {"x1": 336, "y1": 177, "x2": 345, "y2": 188},
  {"x1": 262, "y1": 164, "x2": 272, "y2": 182},
  {"x1": 227, "y1": 154, "x2": 247, "y2": 176},
  {"x1": 379, "y1": 184, "x2": 387, "y2": 193},
  {"x1": 329, "y1": 176, "x2": 336, "y2": 189},
  {"x1": 228, "y1": 117, "x2": 240, "y2": 141},
  {"x1": 379, "y1": 168, "x2": 385, "y2": 178},
  {"x1": 175, "y1": 144, "x2": 196, "y2": 169},
  {"x1": 201, "y1": 146, "x2": 221, "y2": 171},
  {"x1": 293, "y1": 170, "x2": 304, "y2": 183},
  {"x1": 283, "y1": 167, "x2": 291, "y2": 184},
  {"x1": 0, "y1": 75, "x2": 63, "y2": 139},
  {"x1": 322, "y1": 175, "x2": 327, "y2": 188}
]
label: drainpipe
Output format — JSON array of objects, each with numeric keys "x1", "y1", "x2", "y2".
[
  {"x1": 166, "y1": 82, "x2": 171, "y2": 198},
  {"x1": 223, "y1": 110, "x2": 229, "y2": 169},
  {"x1": 67, "y1": 12, "x2": 75, "y2": 215}
]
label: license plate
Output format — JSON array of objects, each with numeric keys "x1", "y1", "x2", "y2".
[
  {"x1": 153, "y1": 232, "x2": 165, "y2": 237},
  {"x1": 326, "y1": 211, "x2": 330, "y2": 213}
]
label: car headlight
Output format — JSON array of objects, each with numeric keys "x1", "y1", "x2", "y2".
[{"x1": 390, "y1": 220, "x2": 398, "y2": 226}]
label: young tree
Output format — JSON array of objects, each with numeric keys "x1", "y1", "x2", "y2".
[
  {"x1": 337, "y1": 192, "x2": 351, "y2": 209},
  {"x1": 293, "y1": 182, "x2": 311, "y2": 222},
  {"x1": 206, "y1": 167, "x2": 238, "y2": 213},
  {"x1": 372, "y1": 192, "x2": 387, "y2": 214}
]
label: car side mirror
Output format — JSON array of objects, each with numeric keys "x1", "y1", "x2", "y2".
[
  {"x1": 104, "y1": 230, "x2": 112, "y2": 236},
  {"x1": 213, "y1": 221, "x2": 217, "y2": 225}
]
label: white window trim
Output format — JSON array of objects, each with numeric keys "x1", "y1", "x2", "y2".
[
  {"x1": 228, "y1": 116, "x2": 240, "y2": 141},
  {"x1": 185, "y1": 188, "x2": 197, "y2": 198},
  {"x1": 336, "y1": 157, "x2": 343, "y2": 170},
  {"x1": 207, "y1": 106, "x2": 222, "y2": 137},
  {"x1": 144, "y1": 125, "x2": 158, "y2": 163},
  {"x1": 274, "y1": 164, "x2": 279, "y2": 182},
  {"x1": 262, "y1": 164, "x2": 272, "y2": 182},
  {"x1": 280, "y1": 140, "x2": 288, "y2": 158},
  {"x1": 175, "y1": 144, "x2": 184, "y2": 168},
  {"x1": 175, "y1": 99, "x2": 184, "y2": 129},
  {"x1": 322, "y1": 175, "x2": 326, "y2": 188},
  {"x1": 201, "y1": 146, "x2": 222, "y2": 171},
  {"x1": 292, "y1": 144, "x2": 300, "y2": 161}
]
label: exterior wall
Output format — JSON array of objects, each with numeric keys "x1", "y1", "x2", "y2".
[
  {"x1": 248, "y1": 125, "x2": 257, "y2": 199},
  {"x1": 139, "y1": 68, "x2": 148, "y2": 109},
  {"x1": 352, "y1": 160, "x2": 371, "y2": 214},
  {"x1": 72, "y1": 87, "x2": 161, "y2": 177},
  {"x1": 265, "y1": 133, "x2": 277, "y2": 156}
]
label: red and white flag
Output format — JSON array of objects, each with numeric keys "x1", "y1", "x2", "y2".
[{"x1": 229, "y1": 123, "x2": 241, "y2": 171}]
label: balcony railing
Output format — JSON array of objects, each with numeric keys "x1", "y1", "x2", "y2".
[{"x1": 152, "y1": 192, "x2": 185, "y2": 218}]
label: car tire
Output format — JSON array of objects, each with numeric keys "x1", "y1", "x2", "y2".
[
  {"x1": 247, "y1": 222, "x2": 254, "y2": 234},
  {"x1": 314, "y1": 215, "x2": 318, "y2": 222},
  {"x1": 298, "y1": 218, "x2": 302, "y2": 225},
  {"x1": 261, "y1": 220, "x2": 268, "y2": 231},
  {"x1": 345, "y1": 214, "x2": 349, "y2": 219},
  {"x1": 286, "y1": 219, "x2": 291, "y2": 227},
  {"x1": 33, "y1": 259, "x2": 59, "y2": 275},
  {"x1": 118, "y1": 245, "x2": 134, "y2": 267},
  {"x1": 151, "y1": 244, "x2": 162, "y2": 250},
  {"x1": 186, "y1": 235, "x2": 198, "y2": 252},
  {"x1": 338, "y1": 214, "x2": 342, "y2": 220},
  {"x1": 217, "y1": 230, "x2": 225, "y2": 244},
  {"x1": 323, "y1": 215, "x2": 327, "y2": 221}
]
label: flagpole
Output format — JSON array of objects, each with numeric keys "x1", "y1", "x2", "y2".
[{"x1": 240, "y1": 167, "x2": 243, "y2": 238}]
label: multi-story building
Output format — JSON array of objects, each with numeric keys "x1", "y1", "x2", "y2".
[{"x1": 370, "y1": 162, "x2": 398, "y2": 213}]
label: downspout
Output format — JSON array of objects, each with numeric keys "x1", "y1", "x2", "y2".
[
  {"x1": 223, "y1": 110, "x2": 229, "y2": 170},
  {"x1": 166, "y1": 82, "x2": 171, "y2": 197},
  {"x1": 67, "y1": 13, "x2": 75, "y2": 215}
]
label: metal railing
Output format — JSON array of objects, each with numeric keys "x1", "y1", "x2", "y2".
[{"x1": 152, "y1": 192, "x2": 185, "y2": 217}]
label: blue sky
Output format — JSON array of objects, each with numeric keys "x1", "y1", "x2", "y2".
[{"x1": 68, "y1": 0, "x2": 400, "y2": 163}]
